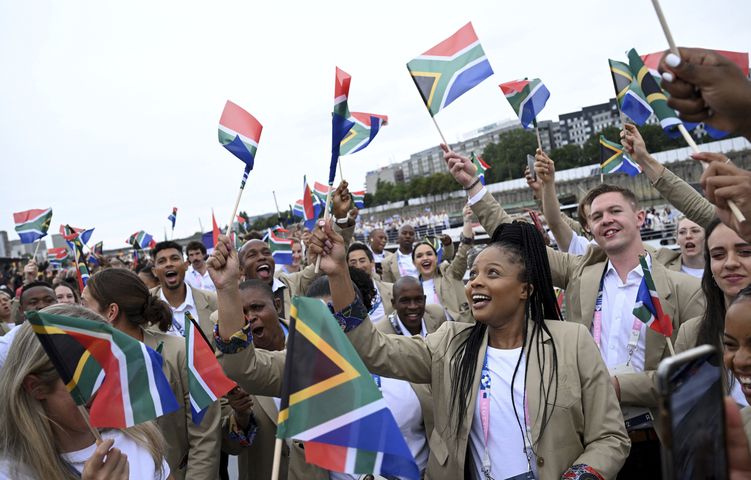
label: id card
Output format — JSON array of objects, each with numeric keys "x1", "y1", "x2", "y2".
[
  {"x1": 506, "y1": 471, "x2": 535, "y2": 480},
  {"x1": 611, "y1": 363, "x2": 653, "y2": 429}
]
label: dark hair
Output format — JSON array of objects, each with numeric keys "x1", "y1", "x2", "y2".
[
  {"x1": 411, "y1": 239, "x2": 437, "y2": 261},
  {"x1": 584, "y1": 183, "x2": 639, "y2": 211},
  {"x1": 86, "y1": 269, "x2": 172, "y2": 332},
  {"x1": 20, "y1": 281, "x2": 54, "y2": 302},
  {"x1": 697, "y1": 219, "x2": 729, "y2": 348},
  {"x1": 239, "y1": 279, "x2": 275, "y2": 304},
  {"x1": 347, "y1": 243, "x2": 374, "y2": 263},
  {"x1": 185, "y1": 241, "x2": 207, "y2": 256},
  {"x1": 368, "y1": 228, "x2": 385, "y2": 241},
  {"x1": 306, "y1": 271, "x2": 373, "y2": 311},
  {"x1": 52, "y1": 281, "x2": 80, "y2": 303},
  {"x1": 151, "y1": 241, "x2": 183, "y2": 260},
  {"x1": 449, "y1": 221, "x2": 561, "y2": 450},
  {"x1": 731, "y1": 284, "x2": 751, "y2": 306},
  {"x1": 245, "y1": 230, "x2": 265, "y2": 241}
]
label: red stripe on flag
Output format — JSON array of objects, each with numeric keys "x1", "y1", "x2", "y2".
[
  {"x1": 219, "y1": 101, "x2": 263, "y2": 142},
  {"x1": 305, "y1": 441, "x2": 349, "y2": 472},
  {"x1": 13, "y1": 208, "x2": 49, "y2": 224},
  {"x1": 422, "y1": 22, "x2": 479, "y2": 57},
  {"x1": 350, "y1": 112, "x2": 388, "y2": 126},
  {"x1": 189, "y1": 322, "x2": 236, "y2": 398},
  {"x1": 641, "y1": 50, "x2": 749, "y2": 77},
  {"x1": 67, "y1": 331, "x2": 127, "y2": 428},
  {"x1": 499, "y1": 79, "x2": 529, "y2": 96},
  {"x1": 212, "y1": 210, "x2": 220, "y2": 248},
  {"x1": 334, "y1": 67, "x2": 351, "y2": 100}
]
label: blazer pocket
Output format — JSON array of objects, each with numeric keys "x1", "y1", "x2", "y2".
[
  {"x1": 428, "y1": 429, "x2": 449, "y2": 466},
  {"x1": 545, "y1": 382, "x2": 578, "y2": 409}
]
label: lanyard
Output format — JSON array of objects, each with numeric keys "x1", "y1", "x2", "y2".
[
  {"x1": 591, "y1": 266, "x2": 643, "y2": 367},
  {"x1": 478, "y1": 351, "x2": 533, "y2": 479},
  {"x1": 369, "y1": 288, "x2": 383, "y2": 316},
  {"x1": 172, "y1": 317, "x2": 185, "y2": 336},
  {"x1": 388, "y1": 312, "x2": 405, "y2": 336}
]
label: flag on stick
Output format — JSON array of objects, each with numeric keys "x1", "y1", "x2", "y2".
[
  {"x1": 470, "y1": 152, "x2": 490, "y2": 185},
  {"x1": 301, "y1": 178, "x2": 322, "y2": 230},
  {"x1": 608, "y1": 59, "x2": 652, "y2": 126},
  {"x1": 276, "y1": 297, "x2": 419, "y2": 479},
  {"x1": 340, "y1": 112, "x2": 388, "y2": 156},
  {"x1": 626, "y1": 48, "x2": 682, "y2": 132},
  {"x1": 407, "y1": 22, "x2": 493, "y2": 116},
  {"x1": 313, "y1": 182, "x2": 331, "y2": 204},
  {"x1": 499, "y1": 78, "x2": 550, "y2": 129},
  {"x1": 67, "y1": 225, "x2": 92, "y2": 290},
  {"x1": 268, "y1": 230, "x2": 294, "y2": 265},
  {"x1": 218, "y1": 101, "x2": 263, "y2": 188},
  {"x1": 633, "y1": 256, "x2": 673, "y2": 337},
  {"x1": 48, "y1": 247, "x2": 69, "y2": 263},
  {"x1": 127, "y1": 231, "x2": 156, "y2": 250},
  {"x1": 60, "y1": 225, "x2": 94, "y2": 245},
  {"x1": 330, "y1": 67, "x2": 357, "y2": 184},
  {"x1": 13, "y1": 208, "x2": 53, "y2": 244},
  {"x1": 185, "y1": 312, "x2": 236, "y2": 424},
  {"x1": 27, "y1": 311, "x2": 179, "y2": 428},
  {"x1": 351, "y1": 191, "x2": 365, "y2": 209},
  {"x1": 599, "y1": 136, "x2": 641, "y2": 177},
  {"x1": 168, "y1": 207, "x2": 178, "y2": 230}
]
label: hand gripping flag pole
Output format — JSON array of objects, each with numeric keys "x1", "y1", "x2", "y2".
[
  {"x1": 218, "y1": 101, "x2": 264, "y2": 235},
  {"x1": 649, "y1": 0, "x2": 745, "y2": 222}
]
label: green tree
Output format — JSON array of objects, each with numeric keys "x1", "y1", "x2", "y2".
[
  {"x1": 549, "y1": 144, "x2": 584, "y2": 170},
  {"x1": 482, "y1": 129, "x2": 537, "y2": 182}
]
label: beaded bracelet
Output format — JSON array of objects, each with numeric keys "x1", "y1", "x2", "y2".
[
  {"x1": 214, "y1": 321, "x2": 253, "y2": 354},
  {"x1": 328, "y1": 296, "x2": 369, "y2": 333}
]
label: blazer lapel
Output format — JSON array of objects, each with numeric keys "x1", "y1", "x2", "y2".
[{"x1": 579, "y1": 262, "x2": 605, "y2": 329}]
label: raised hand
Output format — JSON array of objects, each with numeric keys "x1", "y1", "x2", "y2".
[
  {"x1": 441, "y1": 144, "x2": 477, "y2": 188},
  {"x1": 534, "y1": 148, "x2": 555, "y2": 185},
  {"x1": 226, "y1": 386, "x2": 254, "y2": 429},
  {"x1": 620, "y1": 124, "x2": 649, "y2": 164},
  {"x1": 697, "y1": 152, "x2": 751, "y2": 242},
  {"x1": 207, "y1": 235, "x2": 240, "y2": 290},
  {"x1": 332, "y1": 180, "x2": 352, "y2": 219},
  {"x1": 307, "y1": 219, "x2": 347, "y2": 276}
]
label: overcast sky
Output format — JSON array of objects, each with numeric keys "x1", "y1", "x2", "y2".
[{"x1": 2, "y1": 0, "x2": 750, "y2": 249}]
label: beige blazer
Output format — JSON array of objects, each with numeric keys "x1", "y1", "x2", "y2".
[
  {"x1": 142, "y1": 329, "x2": 221, "y2": 480},
  {"x1": 275, "y1": 263, "x2": 320, "y2": 320},
  {"x1": 653, "y1": 248, "x2": 683, "y2": 272},
  {"x1": 428, "y1": 242, "x2": 472, "y2": 324},
  {"x1": 373, "y1": 277, "x2": 395, "y2": 318},
  {"x1": 346, "y1": 318, "x2": 629, "y2": 479},
  {"x1": 471, "y1": 190, "x2": 706, "y2": 408},
  {"x1": 381, "y1": 250, "x2": 402, "y2": 284},
  {"x1": 652, "y1": 166, "x2": 716, "y2": 228},
  {"x1": 149, "y1": 285, "x2": 217, "y2": 340}
]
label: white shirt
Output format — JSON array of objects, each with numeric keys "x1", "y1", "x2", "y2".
[
  {"x1": 0, "y1": 323, "x2": 21, "y2": 371},
  {"x1": 272, "y1": 277, "x2": 286, "y2": 294},
  {"x1": 185, "y1": 265, "x2": 216, "y2": 292},
  {"x1": 568, "y1": 231, "x2": 596, "y2": 256},
  {"x1": 469, "y1": 347, "x2": 531, "y2": 480},
  {"x1": 680, "y1": 265, "x2": 704, "y2": 278},
  {"x1": 369, "y1": 281, "x2": 387, "y2": 324},
  {"x1": 598, "y1": 257, "x2": 650, "y2": 371},
  {"x1": 396, "y1": 250, "x2": 419, "y2": 278},
  {"x1": 394, "y1": 313, "x2": 427, "y2": 337},
  {"x1": 0, "y1": 430, "x2": 170, "y2": 480},
  {"x1": 421, "y1": 278, "x2": 441, "y2": 307},
  {"x1": 160, "y1": 286, "x2": 198, "y2": 337},
  {"x1": 371, "y1": 249, "x2": 386, "y2": 263}
]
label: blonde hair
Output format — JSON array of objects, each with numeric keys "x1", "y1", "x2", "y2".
[{"x1": 0, "y1": 304, "x2": 166, "y2": 479}]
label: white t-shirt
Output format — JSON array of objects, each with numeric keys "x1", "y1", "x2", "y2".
[
  {"x1": 469, "y1": 347, "x2": 532, "y2": 480},
  {"x1": 396, "y1": 251, "x2": 419, "y2": 279},
  {"x1": 421, "y1": 278, "x2": 441, "y2": 307},
  {"x1": 0, "y1": 430, "x2": 169, "y2": 480},
  {"x1": 680, "y1": 265, "x2": 704, "y2": 278},
  {"x1": 568, "y1": 231, "x2": 596, "y2": 256},
  {"x1": 369, "y1": 282, "x2": 387, "y2": 324}
]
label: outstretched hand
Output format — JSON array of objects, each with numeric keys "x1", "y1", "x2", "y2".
[
  {"x1": 697, "y1": 153, "x2": 751, "y2": 242},
  {"x1": 441, "y1": 143, "x2": 477, "y2": 188},
  {"x1": 620, "y1": 124, "x2": 649, "y2": 164},
  {"x1": 207, "y1": 235, "x2": 241, "y2": 290},
  {"x1": 332, "y1": 180, "x2": 352, "y2": 219},
  {"x1": 307, "y1": 219, "x2": 347, "y2": 276}
]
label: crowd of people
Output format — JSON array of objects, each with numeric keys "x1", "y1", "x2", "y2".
[{"x1": 3, "y1": 47, "x2": 751, "y2": 479}]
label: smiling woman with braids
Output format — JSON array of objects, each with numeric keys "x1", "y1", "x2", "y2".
[{"x1": 308, "y1": 219, "x2": 629, "y2": 479}]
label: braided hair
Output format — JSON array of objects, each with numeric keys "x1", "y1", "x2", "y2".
[{"x1": 449, "y1": 221, "x2": 561, "y2": 449}]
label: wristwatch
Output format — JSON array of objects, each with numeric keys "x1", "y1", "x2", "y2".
[
  {"x1": 459, "y1": 234, "x2": 474, "y2": 245},
  {"x1": 335, "y1": 217, "x2": 350, "y2": 226}
]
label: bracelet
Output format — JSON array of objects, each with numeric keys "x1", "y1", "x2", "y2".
[
  {"x1": 214, "y1": 321, "x2": 253, "y2": 354},
  {"x1": 328, "y1": 296, "x2": 369, "y2": 333},
  {"x1": 463, "y1": 177, "x2": 481, "y2": 191}
]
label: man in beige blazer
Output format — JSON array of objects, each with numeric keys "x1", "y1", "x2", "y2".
[
  {"x1": 220, "y1": 279, "x2": 327, "y2": 480},
  {"x1": 375, "y1": 276, "x2": 446, "y2": 338},
  {"x1": 150, "y1": 241, "x2": 217, "y2": 340},
  {"x1": 381, "y1": 224, "x2": 418, "y2": 283}
]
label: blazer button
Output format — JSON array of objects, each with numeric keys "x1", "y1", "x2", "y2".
[{"x1": 537, "y1": 457, "x2": 544, "y2": 467}]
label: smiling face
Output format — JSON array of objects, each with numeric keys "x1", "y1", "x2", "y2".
[
  {"x1": 348, "y1": 249, "x2": 374, "y2": 275},
  {"x1": 465, "y1": 246, "x2": 529, "y2": 327},
  {"x1": 392, "y1": 280, "x2": 426, "y2": 334},
  {"x1": 724, "y1": 299, "x2": 751, "y2": 402},
  {"x1": 708, "y1": 223, "x2": 751, "y2": 302},
  {"x1": 152, "y1": 248, "x2": 186, "y2": 291},
  {"x1": 241, "y1": 240, "x2": 275, "y2": 285},
  {"x1": 54, "y1": 285, "x2": 77, "y2": 305},
  {"x1": 413, "y1": 244, "x2": 437, "y2": 278},
  {"x1": 240, "y1": 286, "x2": 284, "y2": 351},
  {"x1": 588, "y1": 191, "x2": 645, "y2": 255},
  {"x1": 676, "y1": 218, "x2": 705, "y2": 261},
  {"x1": 291, "y1": 241, "x2": 303, "y2": 269}
]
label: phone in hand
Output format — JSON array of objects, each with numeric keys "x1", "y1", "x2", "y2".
[
  {"x1": 526, "y1": 154, "x2": 536, "y2": 182},
  {"x1": 657, "y1": 345, "x2": 728, "y2": 479}
]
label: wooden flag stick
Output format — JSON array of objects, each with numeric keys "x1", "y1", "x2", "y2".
[
  {"x1": 431, "y1": 115, "x2": 449, "y2": 146},
  {"x1": 666, "y1": 336, "x2": 676, "y2": 357},
  {"x1": 78, "y1": 405, "x2": 103, "y2": 443},
  {"x1": 227, "y1": 186, "x2": 245, "y2": 239},
  {"x1": 32, "y1": 239, "x2": 43, "y2": 260},
  {"x1": 338, "y1": 159, "x2": 345, "y2": 182},
  {"x1": 650, "y1": 0, "x2": 746, "y2": 222},
  {"x1": 314, "y1": 188, "x2": 334, "y2": 273},
  {"x1": 270, "y1": 438, "x2": 284, "y2": 480}
]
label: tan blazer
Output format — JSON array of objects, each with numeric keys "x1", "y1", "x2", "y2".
[
  {"x1": 373, "y1": 277, "x2": 395, "y2": 318},
  {"x1": 428, "y1": 242, "x2": 472, "y2": 323},
  {"x1": 149, "y1": 285, "x2": 217, "y2": 340},
  {"x1": 653, "y1": 248, "x2": 683, "y2": 272},
  {"x1": 346, "y1": 318, "x2": 629, "y2": 479},
  {"x1": 471, "y1": 190, "x2": 706, "y2": 408},
  {"x1": 381, "y1": 250, "x2": 403, "y2": 283},
  {"x1": 142, "y1": 329, "x2": 221, "y2": 480},
  {"x1": 652, "y1": 166, "x2": 716, "y2": 228}
]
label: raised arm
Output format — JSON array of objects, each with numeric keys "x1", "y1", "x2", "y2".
[
  {"x1": 621, "y1": 123, "x2": 715, "y2": 227},
  {"x1": 535, "y1": 149, "x2": 577, "y2": 252},
  {"x1": 308, "y1": 219, "x2": 433, "y2": 384},
  {"x1": 443, "y1": 205, "x2": 473, "y2": 281}
]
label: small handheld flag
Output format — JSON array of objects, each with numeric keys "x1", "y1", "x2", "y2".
[
  {"x1": 599, "y1": 136, "x2": 641, "y2": 177},
  {"x1": 633, "y1": 256, "x2": 673, "y2": 338},
  {"x1": 48, "y1": 247, "x2": 69, "y2": 263},
  {"x1": 127, "y1": 231, "x2": 156, "y2": 250},
  {"x1": 185, "y1": 312, "x2": 236, "y2": 424},
  {"x1": 168, "y1": 207, "x2": 178, "y2": 230},
  {"x1": 28, "y1": 311, "x2": 179, "y2": 429},
  {"x1": 67, "y1": 225, "x2": 91, "y2": 290},
  {"x1": 470, "y1": 152, "x2": 490, "y2": 185},
  {"x1": 313, "y1": 182, "x2": 331, "y2": 204},
  {"x1": 268, "y1": 230, "x2": 294, "y2": 265},
  {"x1": 218, "y1": 100, "x2": 263, "y2": 188},
  {"x1": 608, "y1": 59, "x2": 652, "y2": 126},
  {"x1": 301, "y1": 177, "x2": 322, "y2": 231},
  {"x1": 340, "y1": 112, "x2": 388, "y2": 156},
  {"x1": 351, "y1": 190, "x2": 366, "y2": 209},
  {"x1": 626, "y1": 49, "x2": 681, "y2": 133},
  {"x1": 499, "y1": 78, "x2": 550, "y2": 129},
  {"x1": 276, "y1": 297, "x2": 419, "y2": 479},
  {"x1": 60, "y1": 225, "x2": 94, "y2": 246},
  {"x1": 407, "y1": 22, "x2": 494, "y2": 117},
  {"x1": 331, "y1": 67, "x2": 357, "y2": 185},
  {"x1": 13, "y1": 208, "x2": 53, "y2": 244}
]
